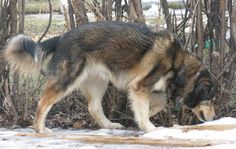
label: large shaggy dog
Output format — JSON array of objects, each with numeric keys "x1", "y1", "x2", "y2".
[{"x1": 3, "y1": 21, "x2": 215, "y2": 133}]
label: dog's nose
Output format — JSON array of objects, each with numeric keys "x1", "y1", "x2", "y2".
[{"x1": 213, "y1": 116, "x2": 217, "y2": 120}]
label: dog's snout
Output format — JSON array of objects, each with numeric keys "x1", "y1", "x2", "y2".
[{"x1": 191, "y1": 102, "x2": 216, "y2": 122}]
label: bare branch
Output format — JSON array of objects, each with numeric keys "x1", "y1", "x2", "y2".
[{"x1": 37, "y1": 0, "x2": 52, "y2": 43}]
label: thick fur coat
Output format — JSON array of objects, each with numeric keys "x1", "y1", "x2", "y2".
[{"x1": 3, "y1": 21, "x2": 215, "y2": 133}]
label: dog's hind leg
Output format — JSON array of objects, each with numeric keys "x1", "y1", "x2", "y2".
[
  {"x1": 34, "y1": 80, "x2": 65, "y2": 133},
  {"x1": 129, "y1": 88, "x2": 156, "y2": 132},
  {"x1": 32, "y1": 42, "x2": 97, "y2": 133},
  {"x1": 81, "y1": 76, "x2": 124, "y2": 129}
]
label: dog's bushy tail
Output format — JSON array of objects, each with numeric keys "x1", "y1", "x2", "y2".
[{"x1": 3, "y1": 35, "x2": 60, "y2": 74}]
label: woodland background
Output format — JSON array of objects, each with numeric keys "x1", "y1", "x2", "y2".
[{"x1": 0, "y1": 0, "x2": 236, "y2": 130}]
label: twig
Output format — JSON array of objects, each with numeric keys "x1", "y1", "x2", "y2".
[
  {"x1": 217, "y1": 52, "x2": 236, "y2": 79},
  {"x1": 86, "y1": 0, "x2": 106, "y2": 21},
  {"x1": 184, "y1": 0, "x2": 200, "y2": 49},
  {"x1": 37, "y1": 0, "x2": 52, "y2": 43},
  {"x1": 2, "y1": 66, "x2": 19, "y2": 118}
]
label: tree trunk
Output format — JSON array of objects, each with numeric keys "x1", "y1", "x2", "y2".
[
  {"x1": 18, "y1": 0, "x2": 25, "y2": 34},
  {"x1": 219, "y1": 0, "x2": 226, "y2": 70},
  {"x1": 232, "y1": 0, "x2": 236, "y2": 42},
  {"x1": 196, "y1": 0, "x2": 203, "y2": 60},
  {"x1": 102, "y1": 0, "x2": 112, "y2": 21},
  {"x1": 9, "y1": 0, "x2": 17, "y2": 35},
  {"x1": 224, "y1": 0, "x2": 236, "y2": 96},
  {"x1": 68, "y1": 0, "x2": 75, "y2": 29},
  {"x1": 128, "y1": 0, "x2": 145, "y2": 24},
  {"x1": 115, "y1": 0, "x2": 122, "y2": 21},
  {"x1": 160, "y1": 0, "x2": 173, "y2": 32},
  {"x1": 72, "y1": 0, "x2": 88, "y2": 26},
  {"x1": 5, "y1": 0, "x2": 19, "y2": 118},
  {"x1": 13, "y1": 0, "x2": 25, "y2": 103}
]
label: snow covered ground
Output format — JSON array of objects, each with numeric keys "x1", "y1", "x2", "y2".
[{"x1": 1, "y1": 117, "x2": 236, "y2": 149}]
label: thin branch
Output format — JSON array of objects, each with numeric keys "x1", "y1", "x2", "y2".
[
  {"x1": 184, "y1": 0, "x2": 200, "y2": 49},
  {"x1": 217, "y1": 52, "x2": 236, "y2": 79},
  {"x1": 37, "y1": 0, "x2": 52, "y2": 43},
  {"x1": 86, "y1": 0, "x2": 106, "y2": 21}
]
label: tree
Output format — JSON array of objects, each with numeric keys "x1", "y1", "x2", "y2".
[
  {"x1": 102, "y1": 0, "x2": 112, "y2": 21},
  {"x1": 128, "y1": 0, "x2": 145, "y2": 24},
  {"x1": 63, "y1": 0, "x2": 88, "y2": 29},
  {"x1": 0, "y1": 0, "x2": 19, "y2": 120},
  {"x1": 160, "y1": 0, "x2": 173, "y2": 32},
  {"x1": 73, "y1": 0, "x2": 88, "y2": 25}
]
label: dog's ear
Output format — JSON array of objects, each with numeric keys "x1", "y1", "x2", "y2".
[
  {"x1": 195, "y1": 80, "x2": 215, "y2": 100},
  {"x1": 167, "y1": 67, "x2": 186, "y2": 101},
  {"x1": 194, "y1": 81, "x2": 208, "y2": 100},
  {"x1": 183, "y1": 69, "x2": 215, "y2": 108},
  {"x1": 193, "y1": 69, "x2": 215, "y2": 101}
]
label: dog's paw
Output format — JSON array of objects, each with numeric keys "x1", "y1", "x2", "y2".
[
  {"x1": 34, "y1": 126, "x2": 53, "y2": 133},
  {"x1": 104, "y1": 122, "x2": 124, "y2": 129},
  {"x1": 146, "y1": 127, "x2": 159, "y2": 132},
  {"x1": 140, "y1": 124, "x2": 157, "y2": 132},
  {"x1": 43, "y1": 127, "x2": 53, "y2": 133}
]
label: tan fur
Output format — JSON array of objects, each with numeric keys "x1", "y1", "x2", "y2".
[
  {"x1": 34, "y1": 80, "x2": 64, "y2": 133},
  {"x1": 128, "y1": 39, "x2": 174, "y2": 91},
  {"x1": 192, "y1": 101, "x2": 216, "y2": 121},
  {"x1": 128, "y1": 50, "x2": 159, "y2": 90},
  {"x1": 153, "y1": 71, "x2": 174, "y2": 92},
  {"x1": 129, "y1": 88, "x2": 156, "y2": 131}
]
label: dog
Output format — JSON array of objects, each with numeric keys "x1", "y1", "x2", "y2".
[{"x1": 3, "y1": 21, "x2": 216, "y2": 133}]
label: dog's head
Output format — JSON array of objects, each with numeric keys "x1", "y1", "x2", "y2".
[
  {"x1": 170, "y1": 68, "x2": 216, "y2": 122},
  {"x1": 182, "y1": 68, "x2": 216, "y2": 121}
]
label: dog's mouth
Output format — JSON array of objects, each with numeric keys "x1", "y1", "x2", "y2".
[
  {"x1": 199, "y1": 111, "x2": 206, "y2": 121},
  {"x1": 191, "y1": 101, "x2": 215, "y2": 122}
]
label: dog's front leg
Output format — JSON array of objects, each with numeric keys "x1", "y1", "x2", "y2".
[{"x1": 129, "y1": 88, "x2": 156, "y2": 132}]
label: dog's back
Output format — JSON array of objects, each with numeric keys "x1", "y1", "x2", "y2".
[{"x1": 49, "y1": 21, "x2": 154, "y2": 73}]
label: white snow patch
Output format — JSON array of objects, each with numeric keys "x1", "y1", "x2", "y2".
[
  {"x1": 198, "y1": 117, "x2": 236, "y2": 125},
  {"x1": 144, "y1": 127, "x2": 236, "y2": 141},
  {"x1": 1, "y1": 117, "x2": 236, "y2": 148},
  {"x1": 144, "y1": 117, "x2": 236, "y2": 141}
]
